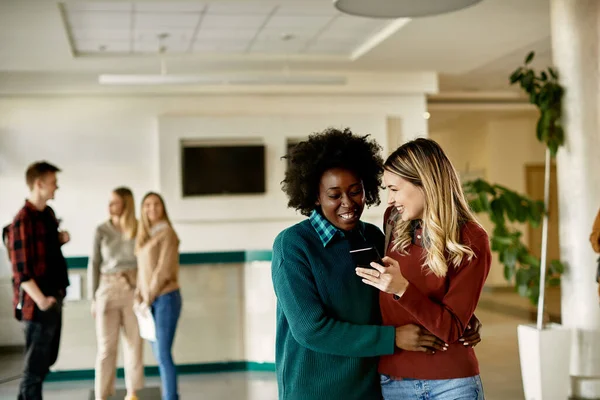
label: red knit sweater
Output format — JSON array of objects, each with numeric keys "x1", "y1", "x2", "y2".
[{"x1": 379, "y1": 207, "x2": 491, "y2": 380}]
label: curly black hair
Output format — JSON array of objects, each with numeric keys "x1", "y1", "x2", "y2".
[{"x1": 282, "y1": 127, "x2": 384, "y2": 216}]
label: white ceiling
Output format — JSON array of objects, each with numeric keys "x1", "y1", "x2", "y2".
[
  {"x1": 0, "y1": 0, "x2": 553, "y2": 92},
  {"x1": 64, "y1": 2, "x2": 396, "y2": 56}
]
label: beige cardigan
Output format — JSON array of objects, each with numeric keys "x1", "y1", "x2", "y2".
[
  {"x1": 591, "y1": 208, "x2": 600, "y2": 254},
  {"x1": 136, "y1": 224, "x2": 180, "y2": 305}
]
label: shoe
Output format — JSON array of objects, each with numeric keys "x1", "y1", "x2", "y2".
[{"x1": 125, "y1": 396, "x2": 138, "y2": 400}]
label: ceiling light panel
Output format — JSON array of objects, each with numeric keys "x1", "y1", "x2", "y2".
[{"x1": 98, "y1": 74, "x2": 347, "y2": 85}]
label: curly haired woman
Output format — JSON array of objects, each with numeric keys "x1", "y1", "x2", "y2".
[{"x1": 272, "y1": 129, "x2": 482, "y2": 400}]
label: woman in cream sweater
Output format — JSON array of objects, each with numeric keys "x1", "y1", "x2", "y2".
[
  {"x1": 88, "y1": 187, "x2": 143, "y2": 400},
  {"x1": 135, "y1": 192, "x2": 181, "y2": 400}
]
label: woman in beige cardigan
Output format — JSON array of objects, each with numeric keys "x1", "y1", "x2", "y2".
[
  {"x1": 591, "y1": 208, "x2": 600, "y2": 298},
  {"x1": 135, "y1": 192, "x2": 181, "y2": 400},
  {"x1": 88, "y1": 187, "x2": 143, "y2": 400}
]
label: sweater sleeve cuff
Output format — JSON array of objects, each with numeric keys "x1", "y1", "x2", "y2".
[
  {"x1": 395, "y1": 283, "x2": 428, "y2": 316},
  {"x1": 379, "y1": 326, "x2": 396, "y2": 356}
]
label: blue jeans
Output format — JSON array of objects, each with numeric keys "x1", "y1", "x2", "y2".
[
  {"x1": 151, "y1": 290, "x2": 182, "y2": 400},
  {"x1": 381, "y1": 374, "x2": 485, "y2": 400}
]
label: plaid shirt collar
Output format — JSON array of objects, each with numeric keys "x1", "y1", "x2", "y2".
[
  {"x1": 309, "y1": 209, "x2": 365, "y2": 247},
  {"x1": 23, "y1": 200, "x2": 47, "y2": 214},
  {"x1": 24, "y1": 200, "x2": 38, "y2": 212}
]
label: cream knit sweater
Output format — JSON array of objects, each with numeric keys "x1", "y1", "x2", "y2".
[{"x1": 136, "y1": 223, "x2": 180, "y2": 305}]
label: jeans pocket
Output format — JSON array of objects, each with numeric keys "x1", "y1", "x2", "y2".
[
  {"x1": 472, "y1": 375, "x2": 485, "y2": 399},
  {"x1": 380, "y1": 374, "x2": 392, "y2": 386},
  {"x1": 35, "y1": 302, "x2": 58, "y2": 320}
]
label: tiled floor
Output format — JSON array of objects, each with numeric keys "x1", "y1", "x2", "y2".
[
  {"x1": 0, "y1": 294, "x2": 529, "y2": 400},
  {"x1": 0, "y1": 372, "x2": 279, "y2": 400}
]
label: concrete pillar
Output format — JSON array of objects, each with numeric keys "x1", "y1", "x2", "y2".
[
  {"x1": 550, "y1": 0, "x2": 600, "y2": 397},
  {"x1": 400, "y1": 94, "x2": 429, "y2": 142}
]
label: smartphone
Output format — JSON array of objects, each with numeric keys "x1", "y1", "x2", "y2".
[{"x1": 349, "y1": 246, "x2": 384, "y2": 269}]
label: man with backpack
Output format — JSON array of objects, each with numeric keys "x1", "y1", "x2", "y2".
[{"x1": 6, "y1": 161, "x2": 70, "y2": 400}]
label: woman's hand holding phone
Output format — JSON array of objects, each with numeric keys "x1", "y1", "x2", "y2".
[{"x1": 355, "y1": 256, "x2": 410, "y2": 297}]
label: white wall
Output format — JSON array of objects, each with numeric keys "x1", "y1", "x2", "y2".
[
  {"x1": 0, "y1": 245, "x2": 9, "y2": 278},
  {"x1": 0, "y1": 97, "x2": 156, "y2": 256},
  {"x1": 430, "y1": 110, "x2": 546, "y2": 287},
  {"x1": 0, "y1": 96, "x2": 549, "y2": 356},
  {"x1": 158, "y1": 114, "x2": 388, "y2": 247},
  {"x1": 0, "y1": 93, "x2": 429, "y2": 351},
  {"x1": 0, "y1": 94, "x2": 550, "y2": 366},
  {"x1": 0, "y1": 94, "x2": 428, "y2": 256}
]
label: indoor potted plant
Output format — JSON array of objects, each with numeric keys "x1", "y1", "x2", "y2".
[{"x1": 463, "y1": 51, "x2": 569, "y2": 400}]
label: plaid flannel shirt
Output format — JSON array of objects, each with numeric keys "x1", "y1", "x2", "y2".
[
  {"x1": 8, "y1": 201, "x2": 69, "y2": 321},
  {"x1": 309, "y1": 209, "x2": 366, "y2": 247}
]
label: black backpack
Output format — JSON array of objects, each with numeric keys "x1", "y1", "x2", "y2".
[{"x1": 2, "y1": 224, "x2": 8, "y2": 248}]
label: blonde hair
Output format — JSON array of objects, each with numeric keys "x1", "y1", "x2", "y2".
[
  {"x1": 135, "y1": 192, "x2": 173, "y2": 251},
  {"x1": 113, "y1": 187, "x2": 137, "y2": 239},
  {"x1": 385, "y1": 138, "x2": 481, "y2": 277}
]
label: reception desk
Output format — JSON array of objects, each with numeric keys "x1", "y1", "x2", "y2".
[{"x1": 28, "y1": 252, "x2": 276, "y2": 380}]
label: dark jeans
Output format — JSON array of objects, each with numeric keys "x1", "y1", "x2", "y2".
[
  {"x1": 151, "y1": 290, "x2": 182, "y2": 400},
  {"x1": 18, "y1": 302, "x2": 62, "y2": 400}
]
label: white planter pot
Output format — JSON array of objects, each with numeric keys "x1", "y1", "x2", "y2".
[{"x1": 518, "y1": 323, "x2": 572, "y2": 400}]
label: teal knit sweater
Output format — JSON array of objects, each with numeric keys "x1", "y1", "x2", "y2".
[{"x1": 272, "y1": 219, "x2": 396, "y2": 400}]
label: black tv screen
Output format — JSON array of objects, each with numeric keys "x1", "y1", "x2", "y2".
[{"x1": 181, "y1": 144, "x2": 266, "y2": 196}]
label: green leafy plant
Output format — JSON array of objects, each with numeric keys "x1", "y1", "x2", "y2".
[
  {"x1": 463, "y1": 51, "x2": 566, "y2": 307},
  {"x1": 510, "y1": 51, "x2": 565, "y2": 155},
  {"x1": 463, "y1": 179, "x2": 564, "y2": 305}
]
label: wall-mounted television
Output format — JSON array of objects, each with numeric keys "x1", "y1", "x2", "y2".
[{"x1": 181, "y1": 141, "x2": 266, "y2": 196}]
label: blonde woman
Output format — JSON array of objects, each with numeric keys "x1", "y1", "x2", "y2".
[
  {"x1": 88, "y1": 187, "x2": 143, "y2": 400},
  {"x1": 135, "y1": 192, "x2": 181, "y2": 400},
  {"x1": 356, "y1": 138, "x2": 491, "y2": 400}
]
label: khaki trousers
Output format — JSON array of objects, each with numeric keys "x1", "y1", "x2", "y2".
[{"x1": 94, "y1": 271, "x2": 144, "y2": 398}]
